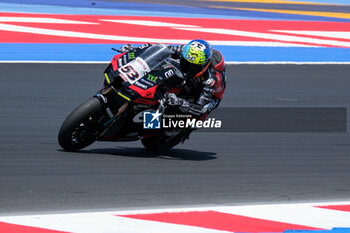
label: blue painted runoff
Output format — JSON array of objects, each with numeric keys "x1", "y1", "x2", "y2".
[
  {"x1": 3, "y1": 0, "x2": 350, "y2": 8},
  {"x1": 0, "y1": 1, "x2": 349, "y2": 21},
  {"x1": 1, "y1": 44, "x2": 350, "y2": 62},
  {"x1": 0, "y1": 2, "x2": 237, "y2": 19}
]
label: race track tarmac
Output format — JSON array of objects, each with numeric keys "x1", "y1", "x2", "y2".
[{"x1": 1, "y1": 63, "x2": 350, "y2": 214}]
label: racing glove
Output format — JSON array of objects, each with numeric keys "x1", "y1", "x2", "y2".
[
  {"x1": 165, "y1": 93, "x2": 203, "y2": 116},
  {"x1": 166, "y1": 93, "x2": 182, "y2": 106}
]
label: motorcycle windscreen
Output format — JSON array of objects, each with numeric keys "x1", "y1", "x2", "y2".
[
  {"x1": 119, "y1": 44, "x2": 172, "y2": 98},
  {"x1": 118, "y1": 44, "x2": 171, "y2": 83},
  {"x1": 139, "y1": 44, "x2": 171, "y2": 70}
]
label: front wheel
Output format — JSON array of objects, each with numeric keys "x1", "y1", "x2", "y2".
[{"x1": 58, "y1": 98, "x2": 106, "y2": 151}]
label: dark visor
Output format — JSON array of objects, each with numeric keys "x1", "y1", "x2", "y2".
[{"x1": 180, "y1": 59, "x2": 204, "y2": 78}]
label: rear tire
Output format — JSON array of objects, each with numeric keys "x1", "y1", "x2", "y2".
[
  {"x1": 58, "y1": 98, "x2": 105, "y2": 151},
  {"x1": 141, "y1": 135, "x2": 161, "y2": 150}
]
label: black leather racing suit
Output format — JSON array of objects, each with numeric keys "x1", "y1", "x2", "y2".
[{"x1": 169, "y1": 45, "x2": 226, "y2": 117}]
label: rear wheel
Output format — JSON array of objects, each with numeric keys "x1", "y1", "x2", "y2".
[
  {"x1": 58, "y1": 98, "x2": 106, "y2": 151},
  {"x1": 141, "y1": 135, "x2": 161, "y2": 150}
]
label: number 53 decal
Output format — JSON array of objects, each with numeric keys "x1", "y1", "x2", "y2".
[
  {"x1": 120, "y1": 65, "x2": 139, "y2": 81},
  {"x1": 118, "y1": 57, "x2": 151, "y2": 84}
]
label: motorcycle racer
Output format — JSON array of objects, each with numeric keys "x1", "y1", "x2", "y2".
[
  {"x1": 119, "y1": 39, "x2": 226, "y2": 119},
  {"x1": 59, "y1": 40, "x2": 226, "y2": 151},
  {"x1": 168, "y1": 39, "x2": 226, "y2": 118}
]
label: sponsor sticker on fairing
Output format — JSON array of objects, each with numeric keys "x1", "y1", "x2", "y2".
[
  {"x1": 164, "y1": 69, "x2": 174, "y2": 78},
  {"x1": 134, "y1": 81, "x2": 148, "y2": 89},
  {"x1": 118, "y1": 57, "x2": 151, "y2": 84}
]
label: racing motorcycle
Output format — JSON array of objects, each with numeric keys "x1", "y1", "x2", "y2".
[{"x1": 58, "y1": 44, "x2": 193, "y2": 151}]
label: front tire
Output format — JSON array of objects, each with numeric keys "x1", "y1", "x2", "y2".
[{"x1": 58, "y1": 98, "x2": 105, "y2": 151}]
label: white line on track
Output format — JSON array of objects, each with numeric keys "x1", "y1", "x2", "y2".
[
  {"x1": 0, "y1": 23, "x2": 314, "y2": 46},
  {"x1": 0, "y1": 17, "x2": 97, "y2": 24},
  {"x1": 176, "y1": 27, "x2": 350, "y2": 47},
  {"x1": 272, "y1": 30, "x2": 350, "y2": 40},
  {"x1": 215, "y1": 205, "x2": 350, "y2": 229}
]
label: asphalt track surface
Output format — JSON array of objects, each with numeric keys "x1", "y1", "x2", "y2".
[{"x1": 1, "y1": 63, "x2": 350, "y2": 215}]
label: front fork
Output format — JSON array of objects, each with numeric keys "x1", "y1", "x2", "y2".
[{"x1": 94, "y1": 87, "x2": 129, "y2": 137}]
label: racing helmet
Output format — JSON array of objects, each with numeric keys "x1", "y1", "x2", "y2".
[{"x1": 180, "y1": 39, "x2": 213, "y2": 78}]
